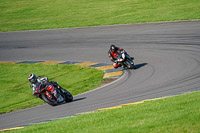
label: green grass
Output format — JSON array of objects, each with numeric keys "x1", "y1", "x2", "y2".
[
  {"x1": 1, "y1": 0, "x2": 200, "y2": 132},
  {"x1": 7, "y1": 91, "x2": 200, "y2": 133},
  {"x1": 0, "y1": 0, "x2": 199, "y2": 31},
  {"x1": 0, "y1": 63, "x2": 104, "y2": 114}
]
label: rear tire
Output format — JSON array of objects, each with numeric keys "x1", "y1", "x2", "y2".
[{"x1": 41, "y1": 91, "x2": 58, "y2": 106}]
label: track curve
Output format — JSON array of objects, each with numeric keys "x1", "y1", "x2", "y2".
[{"x1": 0, "y1": 20, "x2": 200, "y2": 130}]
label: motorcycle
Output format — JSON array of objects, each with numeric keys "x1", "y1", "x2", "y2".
[
  {"x1": 33, "y1": 82, "x2": 73, "y2": 106},
  {"x1": 116, "y1": 51, "x2": 135, "y2": 69}
]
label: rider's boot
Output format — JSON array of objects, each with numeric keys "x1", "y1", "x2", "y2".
[{"x1": 113, "y1": 62, "x2": 121, "y2": 69}]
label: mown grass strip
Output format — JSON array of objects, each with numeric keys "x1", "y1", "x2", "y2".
[
  {"x1": 0, "y1": 63, "x2": 104, "y2": 114},
  {"x1": 0, "y1": 0, "x2": 199, "y2": 32},
  {"x1": 6, "y1": 91, "x2": 200, "y2": 133}
]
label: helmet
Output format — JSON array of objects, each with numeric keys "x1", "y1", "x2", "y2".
[
  {"x1": 28, "y1": 73, "x2": 37, "y2": 83},
  {"x1": 110, "y1": 44, "x2": 117, "y2": 52}
]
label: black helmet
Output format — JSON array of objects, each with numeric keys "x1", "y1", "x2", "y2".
[
  {"x1": 110, "y1": 44, "x2": 117, "y2": 52},
  {"x1": 28, "y1": 73, "x2": 37, "y2": 83}
]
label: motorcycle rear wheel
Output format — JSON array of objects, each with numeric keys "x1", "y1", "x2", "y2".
[{"x1": 41, "y1": 91, "x2": 58, "y2": 106}]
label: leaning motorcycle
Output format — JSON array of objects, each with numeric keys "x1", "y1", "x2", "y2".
[
  {"x1": 34, "y1": 83, "x2": 73, "y2": 106},
  {"x1": 116, "y1": 51, "x2": 135, "y2": 69}
]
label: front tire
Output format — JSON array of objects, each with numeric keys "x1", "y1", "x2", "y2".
[
  {"x1": 64, "y1": 91, "x2": 73, "y2": 102},
  {"x1": 125, "y1": 59, "x2": 135, "y2": 69},
  {"x1": 130, "y1": 63, "x2": 135, "y2": 69}
]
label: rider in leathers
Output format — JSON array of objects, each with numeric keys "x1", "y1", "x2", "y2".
[
  {"x1": 28, "y1": 73, "x2": 66, "y2": 97},
  {"x1": 108, "y1": 44, "x2": 133, "y2": 68}
]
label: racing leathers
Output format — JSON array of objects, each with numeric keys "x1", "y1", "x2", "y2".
[
  {"x1": 30, "y1": 76, "x2": 48, "y2": 96},
  {"x1": 108, "y1": 47, "x2": 126, "y2": 68},
  {"x1": 108, "y1": 46, "x2": 133, "y2": 68},
  {"x1": 30, "y1": 76, "x2": 65, "y2": 97}
]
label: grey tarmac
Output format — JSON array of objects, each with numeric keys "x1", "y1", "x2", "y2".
[{"x1": 0, "y1": 20, "x2": 200, "y2": 130}]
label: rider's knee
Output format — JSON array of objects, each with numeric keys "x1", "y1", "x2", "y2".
[{"x1": 113, "y1": 63, "x2": 120, "y2": 68}]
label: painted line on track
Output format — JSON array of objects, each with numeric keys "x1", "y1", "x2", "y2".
[
  {"x1": 97, "y1": 97, "x2": 168, "y2": 111},
  {"x1": 75, "y1": 62, "x2": 99, "y2": 67},
  {"x1": 96, "y1": 65, "x2": 114, "y2": 70},
  {"x1": 103, "y1": 71, "x2": 123, "y2": 78},
  {"x1": 39, "y1": 61, "x2": 66, "y2": 64},
  {"x1": 0, "y1": 61, "x2": 20, "y2": 64},
  {"x1": 0, "y1": 127, "x2": 24, "y2": 132}
]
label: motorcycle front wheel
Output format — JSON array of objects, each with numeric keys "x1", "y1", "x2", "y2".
[
  {"x1": 64, "y1": 90, "x2": 73, "y2": 102},
  {"x1": 124, "y1": 60, "x2": 135, "y2": 69}
]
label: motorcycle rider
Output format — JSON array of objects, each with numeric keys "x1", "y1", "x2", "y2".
[
  {"x1": 28, "y1": 73, "x2": 66, "y2": 97},
  {"x1": 108, "y1": 44, "x2": 133, "y2": 68}
]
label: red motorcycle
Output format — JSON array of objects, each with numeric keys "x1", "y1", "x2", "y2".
[
  {"x1": 116, "y1": 51, "x2": 135, "y2": 69},
  {"x1": 34, "y1": 83, "x2": 73, "y2": 106}
]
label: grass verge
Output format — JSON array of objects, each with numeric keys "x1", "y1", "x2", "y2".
[
  {"x1": 7, "y1": 91, "x2": 200, "y2": 133},
  {"x1": 0, "y1": 0, "x2": 200, "y2": 31},
  {"x1": 0, "y1": 63, "x2": 104, "y2": 114}
]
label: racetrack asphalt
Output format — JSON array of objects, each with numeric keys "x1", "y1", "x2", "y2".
[{"x1": 0, "y1": 20, "x2": 200, "y2": 130}]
